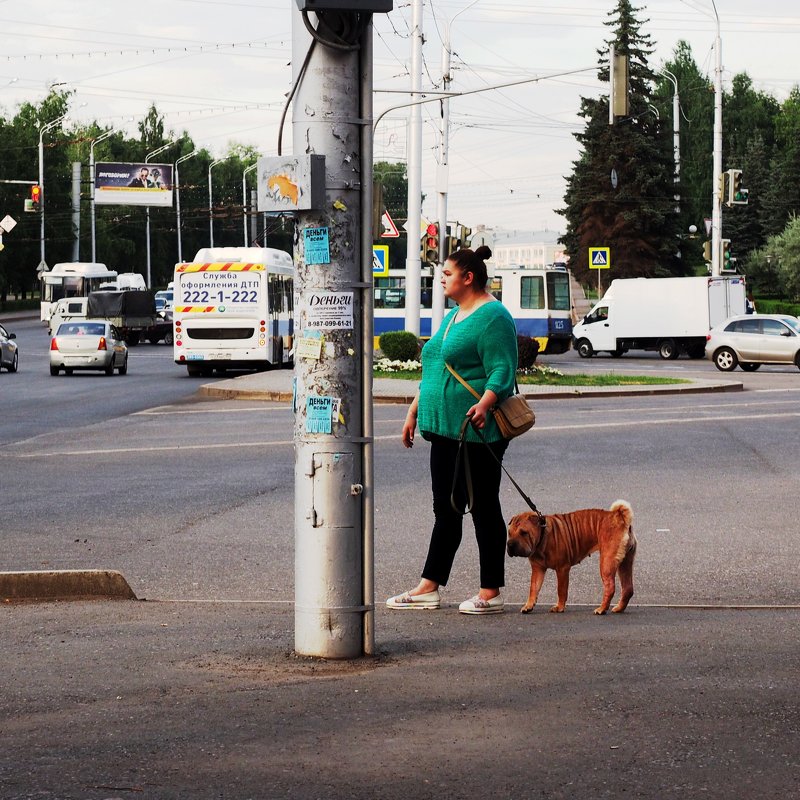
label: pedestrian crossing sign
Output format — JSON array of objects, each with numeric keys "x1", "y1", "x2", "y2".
[
  {"x1": 373, "y1": 245, "x2": 389, "y2": 276},
  {"x1": 589, "y1": 246, "x2": 611, "y2": 269}
]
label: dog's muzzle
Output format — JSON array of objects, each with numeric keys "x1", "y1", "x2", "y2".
[{"x1": 506, "y1": 538, "x2": 531, "y2": 558}]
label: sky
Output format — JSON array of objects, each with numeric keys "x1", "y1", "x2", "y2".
[{"x1": 2, "y1": 0, "x2": 799, "y2": 235}]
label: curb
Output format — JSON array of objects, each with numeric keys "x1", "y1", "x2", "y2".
[
  {"x1": 198, "y1": 379, "x2": 743, "y2": 404},
  {"x1": 0, "y1": 569, "x2": 138, "y2": 603}
]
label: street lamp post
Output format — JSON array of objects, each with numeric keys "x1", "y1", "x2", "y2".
[
  {"x1": 38, "y1": 113, "x2": 68, "y2": 268},
  {"x1": 208, "y1": 158, "x2": 228, "y2": 248},
  {"x1": 175, "y1": 150, "x2": 199, "y2": 264},
  {"x1": 242, "y1": 162, "x2": 258, "y2": 247},
  {"x1": 145, "y1": 140, "x2": 178, "y2": 288},
  {"x1": 89, "y1": 129, "x2": 117, "y2": 263}
]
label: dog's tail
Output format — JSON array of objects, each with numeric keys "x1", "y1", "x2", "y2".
[{"x1": 609, "y1": 499, "x2": 633, "y2": 530}]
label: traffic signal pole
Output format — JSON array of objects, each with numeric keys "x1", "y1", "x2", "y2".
[{"x1": 292, "y1": 3, "x2": 381, "y2": 658}]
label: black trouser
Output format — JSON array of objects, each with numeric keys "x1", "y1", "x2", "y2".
[{"x1": 421, "y1": 434, "x2": 509, "y2": 590}]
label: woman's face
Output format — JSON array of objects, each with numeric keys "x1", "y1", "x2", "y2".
[{"x1": 442, "y1": 260, "x2": 474, "y2": 302}]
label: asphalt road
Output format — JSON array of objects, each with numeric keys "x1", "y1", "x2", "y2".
[{"x1": 2, "y1": 320, "x2": 799, "y2": 799}]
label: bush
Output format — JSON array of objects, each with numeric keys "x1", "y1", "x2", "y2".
[
  {"x1": 379, "y1": 330, "x2": 420, "y2": 361},
  {"x1": 517, "y1": 335, "x2": 540, "y2": 369},
  {"x1": 755, "y1": 299, "x2": 800, "y2": 316}
]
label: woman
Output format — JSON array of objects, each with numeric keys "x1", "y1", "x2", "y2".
[{"x1": 386, "y1": 245, "x2": 518, "y2": 615}]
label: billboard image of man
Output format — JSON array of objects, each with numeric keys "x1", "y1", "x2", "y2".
[{"x1": 127, "y1": 167, "x2": 150, "y2": 188}]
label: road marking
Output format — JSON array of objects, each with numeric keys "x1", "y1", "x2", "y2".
[
  {"x1": 9, "y1": 410, "x2": 800, "y2": 459},
  {"x1": 135, "y1": 405, "x2": 291, "y2": 415}
]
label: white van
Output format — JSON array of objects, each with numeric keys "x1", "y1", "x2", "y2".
[
  {"x1": 48, "y1": 297, "x2": 88, "y2": 335},
  {"x1": 97, "y1": 273, "x2": 148, "y2": 292}
]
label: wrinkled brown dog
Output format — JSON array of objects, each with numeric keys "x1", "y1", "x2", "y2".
[{"x1": 507, "y1": 500, "x2": 636, "y2": 615}]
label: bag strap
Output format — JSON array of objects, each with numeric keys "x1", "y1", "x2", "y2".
[
  {"x1": 451, "y1": 419, "x2": 546, "y2": 538},
  {"x1": 450, "y1": 419, "x2": 474, "y2": 515},
  {"x1": 445, "y1": 362, "x2": 481, "y2": 401}
]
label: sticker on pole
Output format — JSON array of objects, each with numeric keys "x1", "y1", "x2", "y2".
[{"x1": 589, "y1": 247, "x2": 611, "y2": 269}]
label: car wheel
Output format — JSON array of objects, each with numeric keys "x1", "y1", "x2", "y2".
[
  {"x1": 148, "y1": 336, "x2": 159, "y2": 345},
  {"x1": 105, "y1": 357, "x2": 115, "y2": 376},
  {"x1": 163, "y1": 330, "x2": 174, "y2": 346},
  {"x1": 659, "y1": 338, "x2": 680, "y2": 360},
  {"x1": 713, "y1": 347, "x2": 738, "y2": 372},
  {"x1": 118, "y1": 356, "x2": 128, "y2": 375},
  {"x1": 64, "y1": 368, "x2": 74, "y2": 376},
  {"x1": 795, "y1": 351, "x2": 800, "y2": 371},
  {"x1": 739, "y1": 362, "x2": 761, "y2": 372},
  {"x1": 576, "y1": 339, "x2": 593, "y2": 358},
  {"x1": 8, "y1": 352, "x2": 18, "y2": 373},
  {"x1": 49, "y1": 365, "x2": 59, "y2": 376}
]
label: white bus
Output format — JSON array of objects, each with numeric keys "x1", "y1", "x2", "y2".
[
  {"x1": 39, "y1": 262, "x2": 118, "y2": 321},
  {"x1": 373, "y1": 263, "x2": 573, "y2": 355},
  {"x1": 173, "y1": 247, "x2": 294, "y2": 377}
]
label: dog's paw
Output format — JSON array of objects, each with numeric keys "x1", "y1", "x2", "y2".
[
  {"x1": 520, "y1": 605, "x2": 534, "y2": 614},
  {"x1": 593, "y1": 606, "x2": 608, "y2": 615},
  {"x1": 548, "y1": 604, "x2": 565, "y2": 613}
]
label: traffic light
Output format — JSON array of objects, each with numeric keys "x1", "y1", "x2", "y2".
[
  {"x1": 721, "y1": 239, "x2": 732, "y2": 271},
  {"x1": 703, "y1": 240, "x2": 712, "y2": 262},
  {"x1": 30, "y1": 184, "x2": 41, "y2": 207},
  {"x1": 717, "y1": 171, "x2": 727, "y2": 204},
  {"x1": 424, "y1": 223, "x2": 439, "y2": 263},
  {"x1": 727, "y1": 169, "x2": 749, "y2": 206}
]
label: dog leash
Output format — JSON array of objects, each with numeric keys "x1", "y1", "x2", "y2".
[{"x1": 451, "y1": 418, "x2": 547, "y2": 536}]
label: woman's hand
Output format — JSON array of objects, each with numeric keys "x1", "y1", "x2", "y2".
[
  {"x1": 466, "y1": 391, "x2": 498, "y2": 430},
  {"x1": 402, "y1": 411, "x2": 417, "y2": 448}
]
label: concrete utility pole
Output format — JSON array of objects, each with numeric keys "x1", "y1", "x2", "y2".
[
  {"x1": 711, "y1": 5, "x2": 723, "y2": 276},
  {"x1": 90, "y1": 129, "x2": 116, "y2": 263},
  {"x1": 661, "y1": 69, "x2": 680, "y2": 214},
  {"x1": 175, "y1": 150, "x2": 198, "y2": 264},
  {"x1": 404, "y1": 0, "x2": 423, "y2": 335},
  {"x1": 70, "y1": 162, "x2": 81, "y2": 261},
  {"x1": 145, "y1": 140, "x2": 177, "y2": 288},
  {"x1": 432, "y1": 0, "x2": 479, "y2": 336},
  {"x1": 242, "y1": 163, "x2": 258, "y2": 246},
  {"x1": 292, "y1": 2, "x2": 386, "y2": 658},
  {"x1": 38, "y1": 113, "x2": 68, "y2": 268}
]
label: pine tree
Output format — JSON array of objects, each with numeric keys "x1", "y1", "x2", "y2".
[{"x1": 560, "y1": 0, "x2": 681, "y2": 285}]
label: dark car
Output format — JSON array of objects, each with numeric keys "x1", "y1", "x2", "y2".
[{"x1": 0, "y1": 323, "x2": 19, "y2": 373}]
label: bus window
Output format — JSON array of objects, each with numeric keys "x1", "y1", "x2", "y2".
[
  {"x1": 520, "y1": 275, "x2": 544, "y2": 309},
  {"x1": 546, "y1": 271, "x2": 571, "y2": 311},
  {"x1": 374, "y1": 277, "x2": 405, "y2": 309}
]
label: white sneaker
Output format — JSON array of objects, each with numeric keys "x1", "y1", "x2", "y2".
[
  {"x1": 458, "y1": 594, "x2": 504, "y2": 615},
  {"x1": 386, "y1": 589, "x2": 440, "y2": 610}
]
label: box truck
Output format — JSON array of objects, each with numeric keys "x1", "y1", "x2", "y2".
[{"x1": 572, "y1": 276, "x2": 747, "y2": 360}]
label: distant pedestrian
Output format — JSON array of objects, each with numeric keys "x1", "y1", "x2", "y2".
[{"x1": 746, "y1": 292, "x2": 756, "y2": 315}]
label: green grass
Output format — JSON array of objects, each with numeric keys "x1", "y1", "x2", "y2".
[
  {"x1": 373, "y1": 368, "x2": 689, "y2": 386},
  {"x1": 517, "y1": 372, "x2": 689, "y2": 387}
]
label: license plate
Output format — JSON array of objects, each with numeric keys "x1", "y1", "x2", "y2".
[{"x1": 187, "y1": 355, "x2": 204, "y2": 361}]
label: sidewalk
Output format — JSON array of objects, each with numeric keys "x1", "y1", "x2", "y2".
[{"x1": 199, "y1": 365, "x2": 742, "y2": 403}]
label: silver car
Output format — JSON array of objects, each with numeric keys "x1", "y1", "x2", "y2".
[
  {"x1": 50, "y1": 321, "x2": 129, "y2": 376},
  {"x1": 0, "y1": 323, "x2": 19, "y2": 373},
  {"x1": 705, "y1": 313, "x2": 800, "y2": 371}
]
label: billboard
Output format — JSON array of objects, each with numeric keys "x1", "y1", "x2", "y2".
[{"x1": 94, "y1": 162, "x2": 174, "y2": 207}]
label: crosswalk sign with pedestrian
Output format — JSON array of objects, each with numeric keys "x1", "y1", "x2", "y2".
[{"x1": 588, "y1": 246, "x2": 611, "y2": 269}]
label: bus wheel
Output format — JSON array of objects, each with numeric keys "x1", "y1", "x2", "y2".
[
  {"x1": 187, "y1": 364, "x2": 203, "y2": 377},
  {"x1": 576, "y1": 339, "x2": 593, "y2": 358}
]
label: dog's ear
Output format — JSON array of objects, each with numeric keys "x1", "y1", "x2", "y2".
[{"x1": 512, "y1": 513, "x2": 538, "y2": 539}]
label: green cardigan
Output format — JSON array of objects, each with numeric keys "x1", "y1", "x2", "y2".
[{"x1": 418, "y1": 301, "x2": 518, "y2": 443}]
